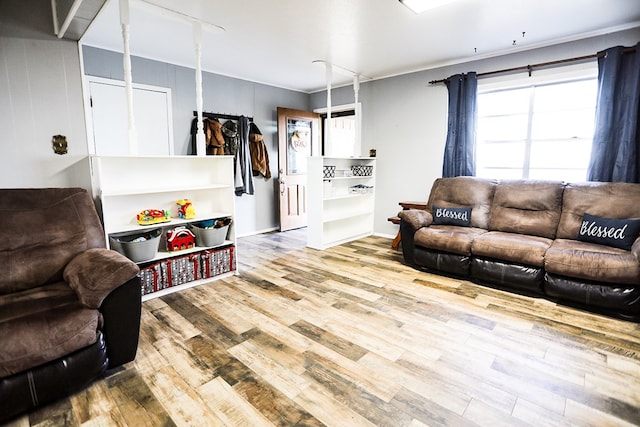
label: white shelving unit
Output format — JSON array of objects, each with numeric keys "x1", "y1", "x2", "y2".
[
  {"x1": 307, "y1": 156, "x2": 376, "y2": 250},
  {"x1": 90, "y1": 155, "x2": 237, "y2": 300}
]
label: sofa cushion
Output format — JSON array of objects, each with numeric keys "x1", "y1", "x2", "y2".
[
  {"x1": 545, "y1": 239, "x2": 640, "y2": 285},
  {"x1": 577, "y1": 214, "x2": 640, "y2": 251},
  {"x1": 471, "y1": 231, "x2": 553, "y2": 267},
  {"x1": 414, "y1": 226, "x2": 488, "y2": 256},
  {"x1": 426, "y1": 177, "x2": 497, "y2": 229},
  {"x1": 432, "y1": 206, "x2": 472, "y2": 227},
  {"x1": 0, "y1": 282, "x2": 100, "y2": 377},
  {"x1": 489, "y1": 180, "x2": 564, "y2": 239},
  {"x1": 557, "y1": 182, "x2": 640, "y2": 240},
  {"x1": 0, "y1": 188, "x2": 106, "y2": 295}
]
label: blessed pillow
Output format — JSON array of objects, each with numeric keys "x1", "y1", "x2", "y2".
[
  {"x1": 577, "y1": 213, "x2": 640, "y2": 250},
  {"x1": 432, "y1": 206, "x2": 472, "y2": 227}
]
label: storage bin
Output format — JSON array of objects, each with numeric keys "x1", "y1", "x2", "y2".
[
  {"x1": 323, "y1": 165, "x2": 336, "y2": 178},
  {"x1": 110, "y1": 228, "x2": 162, "y2": 262},
  {"x1": 189, "y1": 218, "x2": 231, "y2": 247},
  {"x1": 351, "y1": 165, "x2": 373, "y2": 176}
]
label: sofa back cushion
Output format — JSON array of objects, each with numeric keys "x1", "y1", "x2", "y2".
[
  {"x1": 489, "y1": 180, "x2": 565, "y2": 239},
  {"x1": 557, "y1": 182, "x2": 640, "y2": 241},
  {"x1": 427, "y1": 177, "x2": 497, "y2": 229},
  {"x1": 0, "y1": 188, "x2": 106, "y2": 295}
]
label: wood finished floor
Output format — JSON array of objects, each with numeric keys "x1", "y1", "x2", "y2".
[{"x1": 7, "y1": 229, "x2": 640, "y2": 427}]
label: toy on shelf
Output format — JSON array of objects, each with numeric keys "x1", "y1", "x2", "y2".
[
  {"x1": 176, "y1": 199, "x2": 196, "y2": 219},
  {"x1": 136, "y1": 209, "x2": 171, "y2": 225},
  {"x1": 196, "y1": 217, "x2": 232, "y2": 229},
  {"x1": 166, "y1": 226, "x2": 196, "y2": 251}
]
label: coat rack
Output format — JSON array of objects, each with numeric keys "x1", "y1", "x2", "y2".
[{"x1": 193, "y1": 111, "x2": 254, "y2": 122}]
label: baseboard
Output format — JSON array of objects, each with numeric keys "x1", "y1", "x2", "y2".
[
  {"x1": 373, "y1": 232, "x2": 395, "y2": 239},
  {"x1": 236, "y1": 227, "x2": 279, "y2": 238}
]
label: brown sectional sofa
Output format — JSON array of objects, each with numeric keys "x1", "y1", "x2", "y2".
[
  {"x1": 399, "y1": 177, "x2": 640, "y2": 320},
  {"x1": 0, "y1": 188, "x2": 142, "y2": 422}
]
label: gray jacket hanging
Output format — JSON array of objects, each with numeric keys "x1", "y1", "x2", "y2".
[{"x1": 235, "y1": 116, "x2": 254, "y2": 196}]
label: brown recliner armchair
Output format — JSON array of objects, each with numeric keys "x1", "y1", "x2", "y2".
[{"x1": 0, "y1": 188, "x2": 141, "y2": 422}]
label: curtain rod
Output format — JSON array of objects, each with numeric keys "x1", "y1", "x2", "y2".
[{"x1": 428, "y1": 50, "x2": 615, "y2": 85}]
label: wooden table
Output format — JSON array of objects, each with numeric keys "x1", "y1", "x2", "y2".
[{"x1": 387, "y1": 201, "x2": 427, "y2": 250}]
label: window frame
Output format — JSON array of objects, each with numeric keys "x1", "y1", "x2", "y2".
[{"x1": 476, "y1": 62, "x2": 598, "y2": 181}]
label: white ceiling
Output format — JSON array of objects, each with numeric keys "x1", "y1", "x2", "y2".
[{"x1": 81, "y1": 0, "x2": 640, "y2": 93}]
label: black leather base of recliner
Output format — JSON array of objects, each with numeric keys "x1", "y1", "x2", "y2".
[
  {"x1": 0, "y1": 333, "x2": 108, "y2": 422},
  {"x1": 545, "y1": 273, "x2": 640, "y2": 319},
  {"x1": 471, "y1": 257, "x2": 544, "y2": 294},
  {"x1": 403, "y1": 243, "x2": 640, "y2": 322},
  {"x1": 414, "y1": 247, "x2": 470, "y2": 276}
]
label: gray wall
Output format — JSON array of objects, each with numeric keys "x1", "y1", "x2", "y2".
[
  {"x1": 0, "y1": 35, "x2": 91, "y2": 189},
  {"x1": 0, "y1": 0, "x2": 92, "y2": 189},
  {"x1": 83, "y1": 46, "x2": 309, "y2": 236},
  {"x1": 311, "y1": 28, "x2": 640, "y2": 238}
]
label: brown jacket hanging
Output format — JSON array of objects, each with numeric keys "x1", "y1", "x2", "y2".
[
  {"x1": 249, "y1": 123, "x2": 271, "y2": 179},
  {"x1": 205, "y1": 118, "x2": 225, "y2": 155}
]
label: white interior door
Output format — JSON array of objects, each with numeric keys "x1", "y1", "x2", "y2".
[{"x1": 88, "y1": 78, "x2": 174, "y2": 156}]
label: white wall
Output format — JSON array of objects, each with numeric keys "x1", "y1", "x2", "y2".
[
  {"x1": 311, "y1": 28, "x2": 640, "y2": 239},
  {"x1": 0, "y1": 36, "x2": 91, "y2": 189}
]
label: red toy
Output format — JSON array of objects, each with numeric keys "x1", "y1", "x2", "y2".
[{"x1": 166, "y1": 226, "x2": 196, "y2": 251}]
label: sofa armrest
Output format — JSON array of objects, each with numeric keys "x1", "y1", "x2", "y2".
[
  {"x1": 64, "y1": 248, "x2": 140, "y2": 309},
  {"x1": 632, "y1": 238, "x2": 640, "y2": 262},
  {"x1": 398, "y1": 208, "x2": 432, "y2": 231}
]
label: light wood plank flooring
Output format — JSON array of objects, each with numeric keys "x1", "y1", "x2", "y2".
[{"x1": 7, "y1": 229, "x2": 640, "y2": 426}]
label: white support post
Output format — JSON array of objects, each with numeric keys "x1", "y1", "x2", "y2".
[
  {"x1": 353, "y1": 74, "x2": 362, "y2": 155},
  {"x1": 325, "y1": 62, "x2": 333, "y2": 150},
  {"x1": 193, "y1": 21, "x2": 206, "y2": 156},
  {"x1": 120, "y1": 0, "x2": 138, "y2": 155}
]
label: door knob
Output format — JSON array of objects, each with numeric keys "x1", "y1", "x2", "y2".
[{"x1": 279, "y1": 168, "x2": 285, "y2": 195}]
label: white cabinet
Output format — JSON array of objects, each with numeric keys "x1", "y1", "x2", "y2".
[
  {"x1": 307, "y1": 156, "x2": 376, "y2": 250},
  {"x1": 90, "y1": 155, "x2": 237, "y2": 300}
]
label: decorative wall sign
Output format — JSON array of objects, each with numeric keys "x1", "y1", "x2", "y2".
[{"x1": 52, "y1": 135, "x2": 68, "y2": 155}]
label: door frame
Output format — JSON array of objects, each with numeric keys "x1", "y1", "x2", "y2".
[
  {"x1": 277, "y1": 107, "x2": 321, "y2": 231},
  {"x1": 84, "y1": 76, "x2": 174, "y2": 156}
]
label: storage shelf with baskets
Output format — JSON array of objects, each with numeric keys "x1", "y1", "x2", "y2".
[
  {"x1": 91, "y1": 155, "x2": 237, "y2": 300},
  {"x1": 308, "y1": 156, "x2": 376, "y2": 250}
]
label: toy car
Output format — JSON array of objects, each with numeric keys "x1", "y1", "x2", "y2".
[{"x1": 136, "y1": 209, "x2": 171, "y2": 225}]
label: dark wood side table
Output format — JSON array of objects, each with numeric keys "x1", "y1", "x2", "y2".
[{"x1": 387, "y1": 201, "x2": 427, "y2": 250}]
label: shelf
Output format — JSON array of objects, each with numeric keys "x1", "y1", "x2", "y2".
[
  {"x1": 323, "y1": 176, "x2": 373, "y2": 181},
  {"x1": 323, "y1": 193, "x2": 373, "y2": 201},
  {"x1": 105, "y1": 212, "x2": 233, "y2": 234},
  {"x1": 91, "y1": 155, "x2": 237, "y2": 300},
  {"x1": 140, "y1": 240, "x2": 234, "y2": 264},
  {"x1": 323, "y1": 210, "x2": 373, "y2": 223},
  {"x1": 100, "y1": 184, "x2": 231, "y2": 197},
  {"x1": 308, "y1": 156, "x2": 376, "y2": 250},
  {"x1": 321, "y1": 156, "x2": 375, "y2": 161}
]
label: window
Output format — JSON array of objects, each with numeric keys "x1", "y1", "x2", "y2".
[
  {"x1": 315, "y1": 103, "x2": 362, "y2": 157},
  {"x1": 476, "y1": 76, "x2": 598, "y2": 182}
]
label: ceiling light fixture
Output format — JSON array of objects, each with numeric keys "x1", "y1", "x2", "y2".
[{"x1": 399, "y1": 0, "x2": 458, "y2": 14}]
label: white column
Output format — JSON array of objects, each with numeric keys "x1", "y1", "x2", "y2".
[
  {"x1": 193, "y1": 21, "x2": 206, "y2": 156},
  {"x1": 353, "y1": 74, "x2": 362, "y2": 155},
  {"x1": 120, "y1": 0, "x2": 138, "y2": 155},
  {"x1": 325, "y1": 62, "x2": 333, "y2": 150}
]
